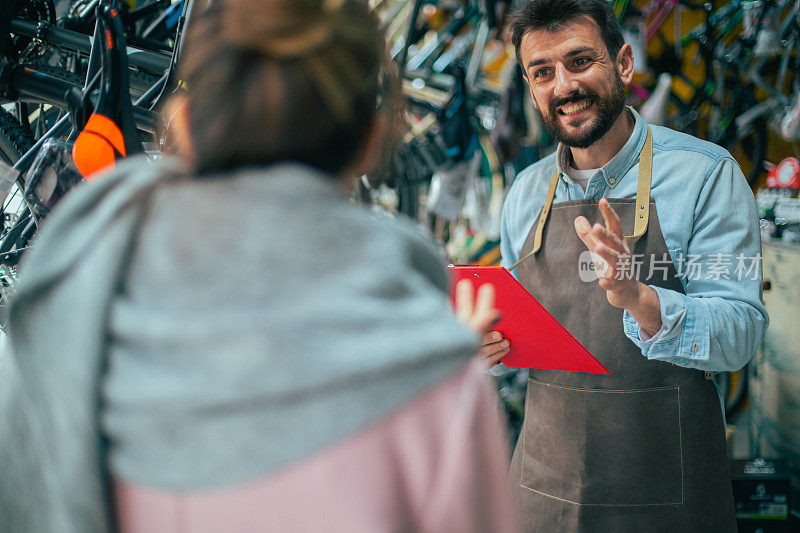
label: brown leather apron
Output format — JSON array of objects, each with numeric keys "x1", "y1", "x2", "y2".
[{"x1": 508, "y1": 129, "x2": 736, "y2": 532}]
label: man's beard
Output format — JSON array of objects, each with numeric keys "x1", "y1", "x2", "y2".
[{"x1": 540, "y1": 73, "x2": 626, "y2": 149}]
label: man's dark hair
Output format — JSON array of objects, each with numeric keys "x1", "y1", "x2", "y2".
[{"x1": 507, "y1": 0, "x2": 625, "y2": 67}]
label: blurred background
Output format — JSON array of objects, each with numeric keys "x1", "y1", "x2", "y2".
[{"x1": 1, "y1": 1, "x2": 799, "y2": 530}]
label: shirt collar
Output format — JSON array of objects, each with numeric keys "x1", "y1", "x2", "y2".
[{"x1": 555, "y1": 106, "x2": 647, "y2": 190}]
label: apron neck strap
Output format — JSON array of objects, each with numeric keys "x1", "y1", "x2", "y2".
[{"x1": 510, "y1": 127, "x2": 653, "y2": 272}]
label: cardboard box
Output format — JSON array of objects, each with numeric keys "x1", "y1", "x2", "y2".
[{"x1": 731, "y1": 458, "x2": 791, "y2": 533}]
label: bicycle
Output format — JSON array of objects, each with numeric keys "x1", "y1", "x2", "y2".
[{"x1": 0, "y1": 0, "x2": 198, "y2": 328}]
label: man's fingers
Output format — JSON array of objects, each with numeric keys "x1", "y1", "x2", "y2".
[
  {"x1": 597, "y1": 201, "x2": 627, "y2": 254},
  {"x1": 598, "y1": 275, "x2": 621, "y2": 291},
  {"x1": 599, "y1": 198, "x2": 624, "y2": 238},
  {"x1": 480, "y1": 340, "x2": 510, "y2": 358},
  {"x1": 483, "y1": 346, "x2": 511, "y2": 366},
  {"x1": 592, "y1": 243, "x2": 620, "y2": 279},
  {"x1": 574, "y1": 216, "x2": 597, "y2": 249},
  {"x1": 454, "y1": 279, "x2": 474, "y2": 322},
  {"x1": 481, "y1": 339, "x2": 510, "y2": 354},
  {"x1": 482, "y1": 331, "x2": 503, "y2": 346},
  {"x1": 590, "y1": 223, "x2": 626, "y2": 254},
  {"x1": 480, "y1": 330, "x2": 510, "y2": 367}
]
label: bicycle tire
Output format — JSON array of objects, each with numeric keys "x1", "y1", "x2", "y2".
[
  {"x1": 725, "y1": 367, "x2": 749, "y2": 416},
  {"x1": 0, "y1": 109, "x2": 34, "y2": 244},
  {"x1": 0, "y1": 107, "x2": 36, "y2": 167},
  {"x1": 735, "y1": 118, "x2": 767, "y2": 188}
]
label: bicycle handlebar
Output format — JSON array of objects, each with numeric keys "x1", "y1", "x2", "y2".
[{"x1": 8, "y1": 19, "x2": 171, "y2": 74}]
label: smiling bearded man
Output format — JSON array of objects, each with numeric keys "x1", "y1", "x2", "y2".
[{"x1": 477, "y1": 0, "x2": 769, "y2": 531}]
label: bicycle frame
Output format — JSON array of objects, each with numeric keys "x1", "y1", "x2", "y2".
[{"x1": 0, "y1": 61, "x2": 159, "y2": 134}]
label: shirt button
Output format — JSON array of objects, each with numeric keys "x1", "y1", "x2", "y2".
[{"x1": 692, "y1": 341, "x2": 699, "y2": 354}]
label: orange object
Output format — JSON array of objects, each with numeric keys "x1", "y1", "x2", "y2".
[
  {"x1": 449, "y1": 266, "x2": 609, "y2": 374},
  {"x1": 72, "y1": 114, "x2": 126, "y2": 179}
]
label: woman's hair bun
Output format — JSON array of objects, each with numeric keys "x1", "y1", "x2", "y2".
[
  {"x1": 216, "y1": 0, "x2": 362, "y2": 59},
  {"x1": 176, "y1": 0, "x2": 385, "y2": 175}
]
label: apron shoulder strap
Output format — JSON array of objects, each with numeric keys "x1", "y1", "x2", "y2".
[{"x1": 626, "y1": 127, "x2": 653, "y2": 249}]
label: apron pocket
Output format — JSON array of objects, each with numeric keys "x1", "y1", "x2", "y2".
[{"x1": 521, "y1": 378, "x2": 683, "y2": 506}]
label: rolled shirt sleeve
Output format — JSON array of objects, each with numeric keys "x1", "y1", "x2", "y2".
[{"x1": 623, "y1": 157, "x2": 769, "y2": 372}]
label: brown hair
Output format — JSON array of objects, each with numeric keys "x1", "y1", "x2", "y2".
[{"x1": 176, "y1": 0, "x2": 384, "y2": 175}]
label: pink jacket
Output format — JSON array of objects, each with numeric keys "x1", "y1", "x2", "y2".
[{"x1": 116, "y1": 360, "x2": 520, "y2": 533}]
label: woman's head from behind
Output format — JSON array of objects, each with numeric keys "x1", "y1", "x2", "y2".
[{"x1": 173, "y1": 0, "x2": 384, "y2": 176}]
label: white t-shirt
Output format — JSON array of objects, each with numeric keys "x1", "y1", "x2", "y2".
[{"x1": 567, "y1": 165, "x2": 599, "y2": 192}]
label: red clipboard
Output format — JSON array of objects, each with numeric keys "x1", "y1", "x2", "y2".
[{"x1": 449, "y1": 266, "x2": 609, "y2": 374}]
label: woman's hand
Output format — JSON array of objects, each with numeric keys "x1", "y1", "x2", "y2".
[{"x1": 454, "y1": 279, "x2": 508, "y2": 366}]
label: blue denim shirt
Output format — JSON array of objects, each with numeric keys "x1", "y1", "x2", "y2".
[{"x1": 500, "y1": 108, "x2": 769, "y2": 373}]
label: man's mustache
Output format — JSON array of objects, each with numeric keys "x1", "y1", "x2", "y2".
[{"x1": 549, "y1": 90, "x2": 599, "y2": 115}]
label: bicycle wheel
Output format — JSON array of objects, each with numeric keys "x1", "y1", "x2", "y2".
[
  {"x1": 0, "y1": 107, "x2": 35, "y2": 166},
  {"x1": 0, "y1": 108, "x2": 33, "y2": 239},
  {"x1": 714, "y1": 368, "x2": 750, "y2": 417},
  {"x1": 0, "y1": 108, "x2": 35, "y2": 331}
]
